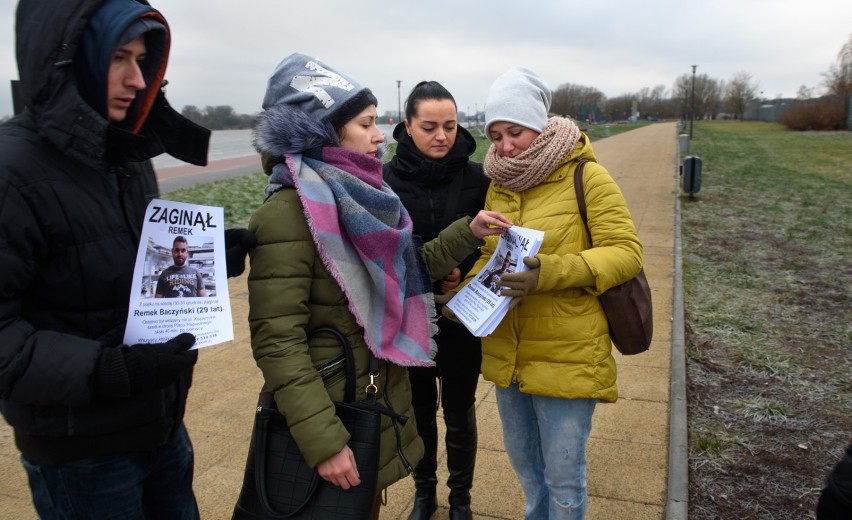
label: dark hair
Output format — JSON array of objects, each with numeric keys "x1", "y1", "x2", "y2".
[{"x1": 404, "y1": 81, "x2": 457, "y2": 121}]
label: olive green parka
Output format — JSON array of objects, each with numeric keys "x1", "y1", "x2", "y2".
[{"x1": 248, "y1": 187, "x2": 482, "y2": 491}]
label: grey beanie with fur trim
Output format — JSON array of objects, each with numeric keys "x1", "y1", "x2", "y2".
[
  {"x1": 261, "y1": 53, "x2": 378, "y2": 132},
  {"x1": 484, "y1": 67, "x2": 552, "y2": 137}
]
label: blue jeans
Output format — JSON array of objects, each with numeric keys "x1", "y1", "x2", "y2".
[
  {"x1": 21, "y1": 423, "x2": 199, "y2": 520},
  {"x1": 495, "y1": 383, "x2": 597, "y2": 520}
]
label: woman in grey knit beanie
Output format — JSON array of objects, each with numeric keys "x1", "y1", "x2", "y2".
[
  {"x1": 242, "y1": 53, "x2": 513, "y2": 520},
  {"x1": 445, "y1": 67, "x2": 643, "y2": 520}
]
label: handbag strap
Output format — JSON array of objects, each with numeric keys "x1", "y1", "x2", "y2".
[
  {"x1": 573, "y1": 160, "x2": 592, "y2": 240},
  {"x1": 309, "y1": 327, "x2": 381, "y2": 402},
  {"x1": 308, "y1": 326, "x2": 374, "y2": 403},
  {"x1": 366, "y1": 354, "x2": 379, "y2": 400},
  {"x1": 258, "y1": 327, "x2": 372, "y2": 403}
]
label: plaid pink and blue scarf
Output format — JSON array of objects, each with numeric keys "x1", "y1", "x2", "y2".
[{"x1": 271, "y1": 147, "x2": 437, "y2": 367}]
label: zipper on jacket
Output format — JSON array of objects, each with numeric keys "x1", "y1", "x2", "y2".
[
  {"x1": 317, "y1": 355, "x2": 346, "y2": 383},
  {"x1": 107, "y1": 165, "x2": 123, "y2": 196},
  {"x1": 427, "y1": 187, "x2": 436, "y2": 230},
  {"x1": 110, "y1": 163, "x2": 145, "y2": 245}
]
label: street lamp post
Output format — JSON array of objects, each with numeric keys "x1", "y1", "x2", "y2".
[
  {"x1": 396, "y1": 80, "x2": 402, "y2": 125},
  {"x1": 689, "y1": 65, "x2": 697, "y2": 140}
]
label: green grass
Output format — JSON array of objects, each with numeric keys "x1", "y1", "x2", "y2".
[
  {"x1": 732, "y1": 344, "x2": 794, "y2": 377},
  {"x1": 162, "y1": 121, "x2": 655, "y2": 227},
  {"x1": 733, "y1": 397, "x2": 792, "y2": 423},
  {"x1": 162, "y1": 173, "x2": 267, "y2": 228},
  {"x1": 690, "y1": 428, "x2": 751, "y2": 467},
  {"x1": 682, "y1": 122, "x2": 852, "y2": 366},
  {"x1": 683, "y1": 121, "x2": 852, "y2": 515}
]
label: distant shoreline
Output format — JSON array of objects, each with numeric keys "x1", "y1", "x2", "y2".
[
  {"x1": 156, "y1": 154, "x2": 261, "y2": 193},
  {"x1": 152, "y1": 125, "x2": 397, "y2": 170}
]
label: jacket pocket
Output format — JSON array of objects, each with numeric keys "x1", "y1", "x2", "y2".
[{"x1": 317, "y1": 354, "x2": 346, "y2": 386}]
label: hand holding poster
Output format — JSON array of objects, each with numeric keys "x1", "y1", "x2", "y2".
[
  {"x1": 123, "y1": 199, "x2": 234, "y2": 349},
  {"x1": 446, "y1": 226, "x2": 544, "y2": 337}
]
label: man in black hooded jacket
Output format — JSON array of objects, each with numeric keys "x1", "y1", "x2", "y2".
[{"x1": 0, "y1": 0, "x2": 212, "y2": 517}]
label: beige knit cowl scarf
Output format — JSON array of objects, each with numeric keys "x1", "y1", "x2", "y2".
[{"x1": 483, "y1": 117, "x2": 581, "y2": 192}]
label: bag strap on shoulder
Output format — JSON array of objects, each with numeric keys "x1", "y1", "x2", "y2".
[{"x1": 573, "y1": 160, "x2": 591, "y2": 235}]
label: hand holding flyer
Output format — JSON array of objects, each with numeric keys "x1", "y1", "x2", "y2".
[
  {"x1": 123, "y1": 199, "x2": 234, "y2": 349},
  {"x1": 445, "y1": 226, "x2": 544, "y2": 337}
]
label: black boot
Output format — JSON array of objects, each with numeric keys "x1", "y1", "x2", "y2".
[
  {"x1": 445, "y1": 405, "x2": 477, "y2": 520},
  {"x1": 407, "y1": 405, "x2": 438, "y2": 520}
]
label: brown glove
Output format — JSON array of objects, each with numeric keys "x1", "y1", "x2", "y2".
[{"x1": 498, "y1": 257, "x2": 541, "y2": 298}]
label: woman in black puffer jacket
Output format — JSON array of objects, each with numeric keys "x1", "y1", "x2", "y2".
[{"x1": 383, "y1": 81, "x2": 490, "y2": 520}]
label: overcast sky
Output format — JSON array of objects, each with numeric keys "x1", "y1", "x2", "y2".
[{"x1": 1, "y1": 0, "x2": 850, "y2": 119}]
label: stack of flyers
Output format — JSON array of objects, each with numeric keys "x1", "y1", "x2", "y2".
[{"x1": 445, "y1": 226, "x2": 544, "y2": 337}]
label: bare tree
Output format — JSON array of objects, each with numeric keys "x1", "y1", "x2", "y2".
[
  {"x1": 673, "y1": 73, "x2": 723, "y2": 120},
  {"x1": 181, "y1": 105, "x2": 204, "y2": 125},
  {"x1": 796, "y1": 85, "x2": 814, "y2": 99},
  {"x1": 636, "y1": 85, "x2": 674, "y2": 118},
  {"x1": 601, "y1": 94, "x2": 634, "y2": 121},
  {"x1": 838, "y1": 33, "x2": 852, "y2": 79},
  {"x1": 179, "y1": 105, "x2": 255, "y2": 129},
  {"x1": 599, "y1": 87, "x2": 679, "y2": 121},
  {"x1": 823, "y1": 34, "x2": 852, "y2": 127},
  {"x1": 551, "y1": 83, "x2": 605, "y2": 121},
  {"x1": 724, "y1": 71, "x2": 759, "y2": 120}
]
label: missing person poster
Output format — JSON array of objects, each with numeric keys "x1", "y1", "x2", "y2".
[
  {"x1": 446, "y1": 226, "x2": 544, "y2": 337},
  {"x1": 123, "y1": 199, "x2": 234, "y2": 349}
]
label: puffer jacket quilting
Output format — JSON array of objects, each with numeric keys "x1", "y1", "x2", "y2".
[
  {"x1": 0, "y1": 0, "x2": 208, "y2": 465},
  {"x1": 470, "y1": 135, "x2": 642, "y2": 403},
  {"x1": 248, "y1": 187, "x2": 481, "y2": 490}
]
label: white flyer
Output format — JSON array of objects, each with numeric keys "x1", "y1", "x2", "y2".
[
  {"x1": 123, "y1": 199, "x2": 234, "y2": 349},
  {"x1": 446, "y1": 226, "x2": 544, "y2": 337}
]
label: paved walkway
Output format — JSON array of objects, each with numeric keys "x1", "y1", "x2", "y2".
[{"x1": 0, "y1": 122, "x2": 684, "y2": 519}]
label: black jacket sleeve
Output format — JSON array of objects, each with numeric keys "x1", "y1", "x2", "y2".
[{"x1": 0, "y1": 181, "x2": 102, "y2": 407}]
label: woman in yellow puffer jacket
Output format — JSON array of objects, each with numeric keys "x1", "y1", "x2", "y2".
[{"x1": 447, "y1": 67, "x2": 642, "y2": 520}]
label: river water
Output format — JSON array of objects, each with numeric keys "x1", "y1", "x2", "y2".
[{"x1": 151, "y1": 125, "x2": 397, "y2": 169}]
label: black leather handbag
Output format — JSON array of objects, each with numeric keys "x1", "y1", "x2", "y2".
[{"x1": 232, "y1": 327, "x2": 407, "y2": 520}]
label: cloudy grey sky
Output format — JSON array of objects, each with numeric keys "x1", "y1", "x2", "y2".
[{"x1": 1, "y1": 0, "x2": 850, "y2": 119}]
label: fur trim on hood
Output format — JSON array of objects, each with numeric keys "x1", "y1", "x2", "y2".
[{"x1": 252, "y1": 103, "x2": 339, "y2": 158}]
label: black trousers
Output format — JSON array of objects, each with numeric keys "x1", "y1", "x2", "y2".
[{"x1": 409, "y1": 368, "x2": 478, "y2": 413}]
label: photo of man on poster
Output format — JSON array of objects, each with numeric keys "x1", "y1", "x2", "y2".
[{"x1": 155, "y1": 235, "x2": 208, "y2": 298}]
